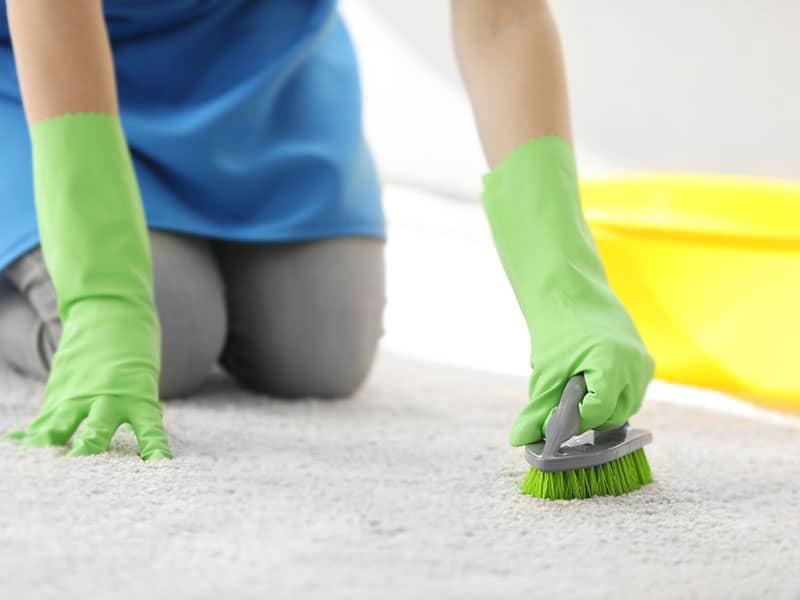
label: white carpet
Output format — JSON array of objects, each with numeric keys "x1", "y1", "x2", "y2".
[{"x1": 2, "y1": 352, "x2": 799, "y2": 599}]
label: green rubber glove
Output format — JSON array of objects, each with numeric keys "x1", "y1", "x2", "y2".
[
  {"x1": 9, "y1": 113, "x2": 171, "y2": 460},
  {"x1": 482, "y1": 136, "x2": 654, "y2": 447}
]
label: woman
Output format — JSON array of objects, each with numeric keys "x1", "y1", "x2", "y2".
[{"x1": 0, "y1": 0, "x2": 653, "y2": 460}]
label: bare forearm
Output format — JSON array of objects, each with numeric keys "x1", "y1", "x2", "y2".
[
  {"x1": 452, "y1": 0, "x2": 572, "y2": 167},
  {"x1": 7, "y1": 0, "x2": 116, "y2": 124}
]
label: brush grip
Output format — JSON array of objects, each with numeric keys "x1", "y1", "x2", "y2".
[{"x1": 542, "y1": 374, "x2": 587, "y2": 458}]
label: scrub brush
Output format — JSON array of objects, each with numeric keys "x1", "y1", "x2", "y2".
[{"x1": 521, "y1": 374, "x2": 653, "y2": 500}]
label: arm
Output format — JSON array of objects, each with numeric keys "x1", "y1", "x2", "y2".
[
  {"x1": 5, "y1": 0, "x2": 172, "y2": 460},
  {"x1": 8, "y1": 0, "x2": 116, "y2": 122},
  {"x1": 451, "y1": 1, "x2": 654, "y2": 446},
  {"x1": 452, "y1": 0, "x2": 572, "y2": 166}
]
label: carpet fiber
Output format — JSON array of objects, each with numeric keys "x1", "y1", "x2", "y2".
[{"x1": 1, "y1": 352, "x2": 798, "y2": 599}]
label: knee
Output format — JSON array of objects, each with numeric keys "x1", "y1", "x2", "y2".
[
  {"x1": 0, "y1": 283, "x2": 58, "y2": 380},
  {"x1": 223, "y1": 316, "x2": 381, "y2": 399},
  {"x1": 218, "y1": 236, "x2": 385, "y2": 399},
  {"x1": 151, "y1": 232, "x2": 227, "y2": 398},
  {"x1": 0, "y1": 268, "x2": 61, "y2": 380}
]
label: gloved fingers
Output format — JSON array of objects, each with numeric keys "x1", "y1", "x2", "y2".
[
  {"x1": 621, "y1": 350, "x2": 655, "y2": 420},
  {"x1": 602, "y1": 367, "x2": 651, "y2": 431},
  {"x1": 37, "y1": 388, "x2": 65, "y2": 413},
  {"x1": 21, "y1": 404, "x2": 89, "y2": 448},
  {"x1": 510, "y1": 374, "x2": 564, "y2": 446},
  {"x1": 23, "y1": 403, "x2": 60, "y2": 432},
  {"x1": 129, "y1": 405, "x2": 172, "y2": 461},
  {"x1": 67, "y1": 396, "x2": 124, "y2": 458},
  {"x1": 599, "y1": 384, "x2": 637, "y2": 431},
  {"x1": 540, "y1": 404, "x2": 560, "y2": 439},
  {"x1": 577, "y1": 342, "x2": 654, "y2": 433},
  {"x1": 577, "y1": 368, "x2": 619, "y2": 433},
  {"x1": 3, "y1": 402, "x2": 59, "y2": 444}
]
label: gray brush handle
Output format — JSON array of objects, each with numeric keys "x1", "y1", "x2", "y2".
[{"x1": 542, "y1": 374, "x2": 587, "y2": 459}]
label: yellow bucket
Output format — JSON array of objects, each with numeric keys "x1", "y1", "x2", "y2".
[{"x1": 581, "y1": 175, "x2": 800, "y2": 413}]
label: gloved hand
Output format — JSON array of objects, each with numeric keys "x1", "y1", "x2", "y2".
[
  {"x1": 482, "y1": 136, "x2": 654, "y2": 447},
  {"x1": 5, "y1": 113, "x2": 171, "y2": 460}
]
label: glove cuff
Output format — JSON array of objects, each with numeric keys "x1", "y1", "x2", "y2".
[{"x1": 30, "y1": 112, "x2": 153, "y2": 313}]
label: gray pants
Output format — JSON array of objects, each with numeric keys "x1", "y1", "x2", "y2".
[{"x1": 0, "y1": 231, "x2": 385, "y2": 399}]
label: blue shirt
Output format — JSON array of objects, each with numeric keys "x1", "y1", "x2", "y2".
[{"x1": 0, "y1": 0, "x2": 384, "y2": 271}]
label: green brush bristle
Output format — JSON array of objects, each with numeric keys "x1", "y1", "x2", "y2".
[{"x1": 521, "y1": 448, "x2": 653, "y2": 500}]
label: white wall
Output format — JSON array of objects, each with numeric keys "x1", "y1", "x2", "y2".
[{"x1": 343, "y1": 0, "x2": 800, "y2": 192}]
